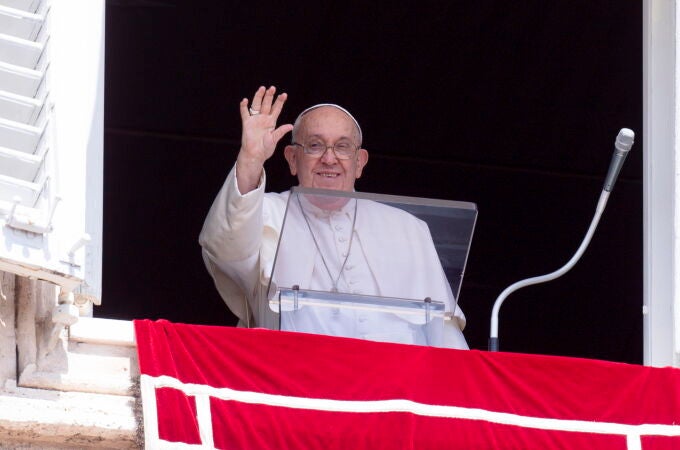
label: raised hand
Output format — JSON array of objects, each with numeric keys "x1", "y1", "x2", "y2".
[{"x1": 236, "y1": 86, "x2": 293, "y2": 193}]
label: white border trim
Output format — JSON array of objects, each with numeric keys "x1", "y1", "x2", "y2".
[
  {"x1": 140, "y1": 374, "x2": 160, "y2": 446},
  {"x1": 139, "y1": 374, "x2": 680, "y2": 449}
]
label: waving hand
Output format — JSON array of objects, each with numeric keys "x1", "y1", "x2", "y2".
[{"x1": 236, "y1": 86, "x2": 293, "y2": 193}]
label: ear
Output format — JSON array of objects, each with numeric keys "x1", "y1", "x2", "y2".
[
  {"x1": 354, "y1": 148, "x2": 369, "y2": 179},
  {"x1": 283, "y1": 145, "x2": 297, "y2": 176}
]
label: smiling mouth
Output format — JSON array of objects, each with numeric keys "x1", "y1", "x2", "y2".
[{"x1": 316, "y1": 172, "x2": 339, "y2": 178}]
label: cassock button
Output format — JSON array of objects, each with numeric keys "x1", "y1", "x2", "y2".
[
  {"x1": 338, "y1": 236, "x2": 347, "y2": 243},
  {"x1": 335, "y1": 224, "x2": 343, "y2": 231}
]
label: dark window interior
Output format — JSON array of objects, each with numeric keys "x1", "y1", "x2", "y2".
[{"x1": 102, "y1": 1, "x2": 642, "y2": 363}]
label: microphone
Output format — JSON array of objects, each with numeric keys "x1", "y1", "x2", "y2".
[
  {"x1": 603, "y1": 128, "x2": 635, "y2": 192},
  {"x1": 489, "y1": 128, "x2": 635, "y2": 352}
]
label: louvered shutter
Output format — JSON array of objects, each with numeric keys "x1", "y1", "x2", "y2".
[{"x1": 0, "y1": 0, "x2": 104, "y2": 302}]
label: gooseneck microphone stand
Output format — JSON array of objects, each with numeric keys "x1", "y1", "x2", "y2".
[{"x1": 488, "y1": 128, "x2": 635, "y2": 352}]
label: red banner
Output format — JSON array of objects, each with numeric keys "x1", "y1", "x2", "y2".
[{"x1": 135, "y1": 320, "x2": 680, "y2": 449}]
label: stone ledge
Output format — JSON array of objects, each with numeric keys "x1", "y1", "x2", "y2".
[
  {"x1": 69, "y1": 317, "x2": 136, "y2": 347},
  {"x1": 0, "y1": 381, "x2": 139, "y2": 449},
  {"x1": 19, "y1": 317, "x2": 138, "y2": 396}
]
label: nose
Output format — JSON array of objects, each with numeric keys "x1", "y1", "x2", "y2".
[{"x1": 320, "y1": 146, "x2": 339, "y2": 164}]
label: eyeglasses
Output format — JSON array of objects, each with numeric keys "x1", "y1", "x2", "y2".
[{"x1": 291, "y1": 140, "x2": 359, "y2": 160}]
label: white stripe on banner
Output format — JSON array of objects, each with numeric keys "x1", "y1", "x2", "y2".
[
  {"x1": 140, "y1": 374, "x2": 679, "y2": 449},
  {"x1": 627, "y1": 433, "x2": 642, "y2": 450},
  {"x1": 140, "y1": 375, "x2": 160, "y2": 446},
  {"x1": 195, "y1": 394, "x2": 214, "y2": 448}
]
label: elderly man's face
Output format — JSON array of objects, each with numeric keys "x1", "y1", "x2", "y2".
[{"x1": 284, "y1": 107, "x2": 368, "y2": 192}]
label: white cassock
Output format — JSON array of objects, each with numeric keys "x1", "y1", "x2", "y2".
[{"x1": 199, "y1": 166, "x2": 468, "y2": 349}]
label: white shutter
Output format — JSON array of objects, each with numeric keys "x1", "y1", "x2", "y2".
[{"x1": 0, "y1": 0, "x2": 104, "y2": 303}]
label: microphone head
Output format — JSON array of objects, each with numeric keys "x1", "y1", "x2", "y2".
[{"x1": 615, "y1": 128, "x2": 635, "y2": 152}]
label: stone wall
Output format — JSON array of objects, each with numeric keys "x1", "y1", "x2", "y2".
[{"x1": 0, "y1": 272, "x2": 140, "y2": 448}]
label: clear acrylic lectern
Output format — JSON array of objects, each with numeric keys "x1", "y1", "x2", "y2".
[{"x1": 265, "y1": 187, "x2": 477, "y2": 347}]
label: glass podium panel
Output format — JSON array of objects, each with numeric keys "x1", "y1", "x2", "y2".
[
  {"x1": 273, "y1": 288, "x2": 446, "y2": 346},
  {"x1": 264, "y1": 187, "x2": 477, "y2": 347}
]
